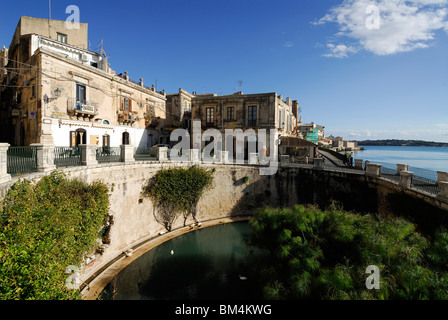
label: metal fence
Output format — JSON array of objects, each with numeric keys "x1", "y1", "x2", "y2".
[
  {"x1": 412, "y1": 175, "x2": 439, "y2": 195},
  {"x1": 369, "y1": 161, "x2": 439, "y2": 195},
  {"x1": 7, "y1": 146, "x2": 38, "y2": 176},
  {"x1": 96, "y1": 147, "x2": 122, "y2": 163},
  {"x1": 378, "y1": 163, "x2": 401, "y2": 183},
  {"x1": 404, "y1": 165, "x2": 438, "y2": 195},
  {"x1": 54, "y1": 146, "x2": 82, "y2": 167}
]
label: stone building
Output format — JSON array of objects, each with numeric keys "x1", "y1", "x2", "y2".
[
  {"x1": 299, "y1": 122, "x2": 325, "y2": 144},
  {"x1": 0, "y1": 16, "x2": 167, "y2": 148},
  {"x1": 166, "y1": 89, "x2": 301, "y2": 157},
  {"x1": 165, "y1": 88, "x2": 194, "y2": 132}
]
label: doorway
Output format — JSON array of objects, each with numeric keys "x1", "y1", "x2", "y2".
[{"x1": 122, "y1": 131, "x2": 130, "y2": 145}]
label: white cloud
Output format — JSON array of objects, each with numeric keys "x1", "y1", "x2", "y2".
[
  {"x1": 316, "y1": 0, "x2": 448, "y2": 57},
  {"x1": 284, "y1": 42, "x2": 293, "y2": 48},
  {"x1": 322, "y1": 43, "x2": 359, "y2": 58}
]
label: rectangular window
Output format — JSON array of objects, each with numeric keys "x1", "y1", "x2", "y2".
[
  {"x1": 121, "y1": 97, "x2": 132, "y2": 111},
  {"x1": 57, "y1": 33, "x2": 68, "y2": 44},
  {"x1": 278, "y1": 108, "x2": 283, "y2": 128},
  {"x1": 76, "y1": 84, "x2": 86, "y2": 104},
  {"x1": 206, "y1": 107, "x2": 214, "y2": 126},
  {"x1": 248, "y1": 106, "x2": 257, "y2": 127},
  {"x1": 124, "y1": 98, "x2": 130, "y2": 111},
  {"x1": 226, "y1": 106, "x2": 235, "y2": 121},
  {"x1": 145, "y1": 104, "x2": 155, "y2": 118}
]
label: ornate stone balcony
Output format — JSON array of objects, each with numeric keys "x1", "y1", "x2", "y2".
[
  {"x1": 67, "y1": 98, "x2": 99, "y2": 119},
  {"x1": 118, "y1": 111, "x2": 137, "y2": 124}
]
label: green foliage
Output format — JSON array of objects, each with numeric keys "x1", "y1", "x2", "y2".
[
  {"x1": 143, "y1": 167, "x2": 214, "y2": 231},
  {"x1": 249, "y1": 204, "x2": 448, "y2": 300},
  {"x1": 0, "y1": 171, "x2": 110, "y2": 300}
]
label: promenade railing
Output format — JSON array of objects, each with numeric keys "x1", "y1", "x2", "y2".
[
  {"x1": 54, "y1": 146, "x2": 82, "y2": 167},
  {"x1": 408, "y1": 165, "x2": 439, "y2": 195},
  {"x1": 319, "y1": 149, "x2": 441, "y2": 196},
  {"x1": 2, "y1": 144, "x2": 446, "y2": 201},
  {"x1": 96, "y1": 147, "x2": 122, "y2": 163},
  {"x1": 362, "y1": 161, "x2": 439, "y2": 195},
  {"x1": 7, "y1": 146, "x2": 38, "y2": 176}
]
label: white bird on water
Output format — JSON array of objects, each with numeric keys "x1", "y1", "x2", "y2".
[
  {"x1": 170, "y1": 250, "x2": 174, "y2": 255},
  {"x1": 239, "y1": 275, "x2": 247, "y2": 280}
]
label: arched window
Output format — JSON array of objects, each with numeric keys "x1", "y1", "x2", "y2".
[
  {"x1": 70, "y1": 128, "x2": 87, "y2": 146},
  {"x1": 102, "y1": 134, "x2": 110, "y2": 147},
  {"x1": 103, "y1": 119, "x2": 110, "y2": 125}
]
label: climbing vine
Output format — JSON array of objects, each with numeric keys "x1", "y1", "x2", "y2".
[
  {"x1": 143, "y1": 166, "x2": 214, "y2": 231},
  {"x1": 0, "y1": 171, "x2": 110, "y2": 300}
]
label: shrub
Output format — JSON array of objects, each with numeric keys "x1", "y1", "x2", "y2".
[
  {"x1": 249, "y1": 204, "x2": 448, "y2": 300},
  {"x1": 0, "y1": 171, "x2": 110, "y2": 300}
]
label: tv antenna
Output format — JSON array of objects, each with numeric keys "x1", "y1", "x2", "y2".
[{"x1": 233, "y1": 80, "x2": 243, "y2": 92}]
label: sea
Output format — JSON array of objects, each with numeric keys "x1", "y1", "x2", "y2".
[{"x1": 353, "y1": 146, "x2": 448, "y2": 180}]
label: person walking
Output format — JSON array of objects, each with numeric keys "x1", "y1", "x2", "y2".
[{"x1": 262, "y1": 145, "x2": 267, "y2": 161}]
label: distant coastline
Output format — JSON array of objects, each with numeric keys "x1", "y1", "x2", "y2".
[{"x1": 355, "y1": 139, "x2": 448, "y2": 147}]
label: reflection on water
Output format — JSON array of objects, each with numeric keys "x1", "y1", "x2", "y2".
[{"x1": 100, "y1": 222, "x2": 268, "y2": 300}]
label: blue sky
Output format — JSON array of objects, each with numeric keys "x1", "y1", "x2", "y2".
[{"x1": 1, "y1": 0, "x2": 447, "y2": 142}]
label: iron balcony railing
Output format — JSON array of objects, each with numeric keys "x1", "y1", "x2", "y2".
[
  {"x1": 54, "y1": 146, "x2": 82, "y2": 167},
  {"x1": 96, "y1": 147, "x2": 122, "y2": 163},
  {"x1": 7, "y1": 146, "x2": 38, "y2": 176}
]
